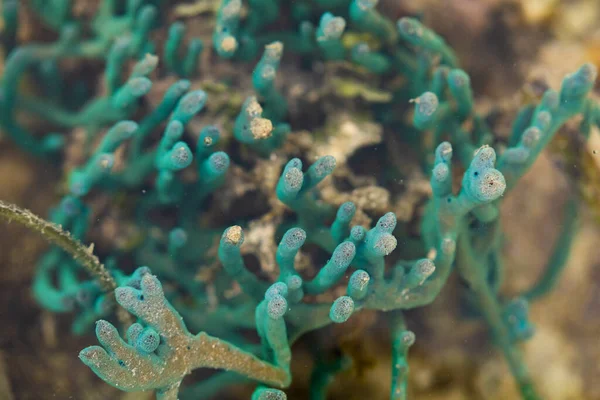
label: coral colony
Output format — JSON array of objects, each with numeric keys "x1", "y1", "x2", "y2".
[{"x1": 0, "y1": 1, "x2": 599, "y2": 399}]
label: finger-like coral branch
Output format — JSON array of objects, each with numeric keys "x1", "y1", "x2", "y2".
[{"x1": 80, "y1": 273, "x2": 290, "y2": 399}]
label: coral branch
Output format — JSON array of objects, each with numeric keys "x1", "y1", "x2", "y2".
[
  {"x1": 0, "y1": 200, "x2": 116, "y2": 292},
  {"x1": 80, "y1": 273, "x2": 290, "y2": 398}
]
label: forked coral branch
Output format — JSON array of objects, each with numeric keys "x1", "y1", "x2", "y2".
[{"x1": 79, "y1": 272, "x2": 290, "y2": 400}]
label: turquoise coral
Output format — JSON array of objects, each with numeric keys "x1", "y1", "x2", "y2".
[
  {"x1": 1, "y1": 1, "x2": 599, "y2": 400},
  {"x1": 80, "y1": 272, "x2": 290, "y2": 400}
]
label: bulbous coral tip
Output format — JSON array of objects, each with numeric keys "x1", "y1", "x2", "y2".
[
  {"x1": 415, "y1": 259, "x2": 435, "y2": 277},
  {"x1": 265, "y1": 282, "x2": 288, "y2": 300},
  {"x1": 313, "y1": 155, "x2": 336, "y2": 178},
  {"x1": 180, "y1": 90, "x2": 208, "y2": 114},
  {"x1": 560, "y1": 63, "x2": 597, "y2": 101},
  {"x1": 282, "y1": 228, "x2": 306, "y2": 250},
  {"x1": 219, "y1": 36, "x2": 238, "y2": 53},
  {"x1": 351, "y1": 225, "x2": 366, "y2": 241},
  {"x1": 169, "y1": 228, "x2": 187, "y2": 248},
  {"x1": 349, "y1": 270, "x2": 370, "y2": 291},
  {"x1": 265, "y1": 41, "x2": 284, "y2": 59},
  {"x1": 136, "y1": 266, "x2": 152, "y2": 278},
  {"x1": 95, "y1": 319, "x2": 114, "y2": 336},
  {"x1": 224, "y1": 225, "x2": 244, "y2": 245},
  {"x1": 330, "y1": 296, "x2": 354, "y2": 323},
  {"x1": 169, "y1": 142, "x2": 193, "y2": 169},
  {"x1": 332, "y1": 241, "x2": 356, "y2": 267},
  {"x1": 253, "y1": 388, "x2": 287, "y2": 400},
  {"x1": 433, "y1": 163, "x2": 449, "y2": 183},
  {"x1": 78, "y1": 347, "x2": 92, "y2": 362},
  {"x1": 251, "y1": 117, "x2": 274, "y2": 140},
  {"x1": 267, "y1": 294, "x2": 288, "y2": 319},
  {"x1": 245, "y1": 96, "x2": 263, "y2": 117},
  {"x1": 79, "y1": 346, "x2": 106, "y2": 367},
  {"x1": 173, "y1": 79, "x2": 192, "y2": 94},
  {"x1": 199, "y1": 125, "x2": 220, "y2": 146},
  {"x1": 141, "y1": 273, "x2": 163, "y2": 297},
  {"x1": 448, "y1": 69, "x2": 470, "y2": 87},
  {"x1": 129, "y1": 77, "x2": 152, "y2": 95},
  {"x1": 472, "y1": 145, "x2": 496, "y2": 169},
  {"x1": 209, "y1": 151, "x2": 230, "y2": 172},
  {"x1": 135, "y1": 53, "x2": 159, "y2": 75},
  {"x1": 337, "y1": 201, "x2": 356, "y2": 221},
  {"x1": 374, "y1": 233, "x2": 397, "y2": 256},
  {"x1": 286, "y1": 158, "x2": 303, "y2": 170},
  {"x1": 169, "y1": 21, "x2": 185, "y2": 35},
  {"x1": 114, "y1": 286, "x2": 128, "y2": 300},
  {"x1": 113, "y1": 120, "x2": 138, "y2": 136},
  {"x1": 319, "y1": 13, "x2": 346, "y2": 40},
  {"x1": 115, "y1": 286, "x2": 138, "y2": 310},
  {"x1": 397, "y1": 17, "x2": 423, "y2": 38},
  {"x1": 579, "y1": 63, "x2": 598, "y2": 82},
  {"x1": 136, "y1": 328, "x2": 160, "y2": 353},
  {"x1": 436, "y1": 141, "x2": 453, "y2": 162},
  {"x1": 416, "y1": 92, "x2": 438, "y2": 117},
  {"x1": 474, "y1": 169, "x2": 506, "y2": 202},
  {"x1": 96, "y1": 319, "x2": 120, "y2": 347},
  {"x1": 284, "y1": 168, "x2": 303, "y2": 190},
  {"x1": 286, "y1": 275, "x2": 303, "y2": 290},
  {"x1": 377, "y1": 212, "x2": 397, "y2": 233},
  {"x1": 127, "y1": 323, "x2": 144, "y2": 343},
  {"x1": 165, "y1": 120, "x2": 184, "y2": 139}
]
